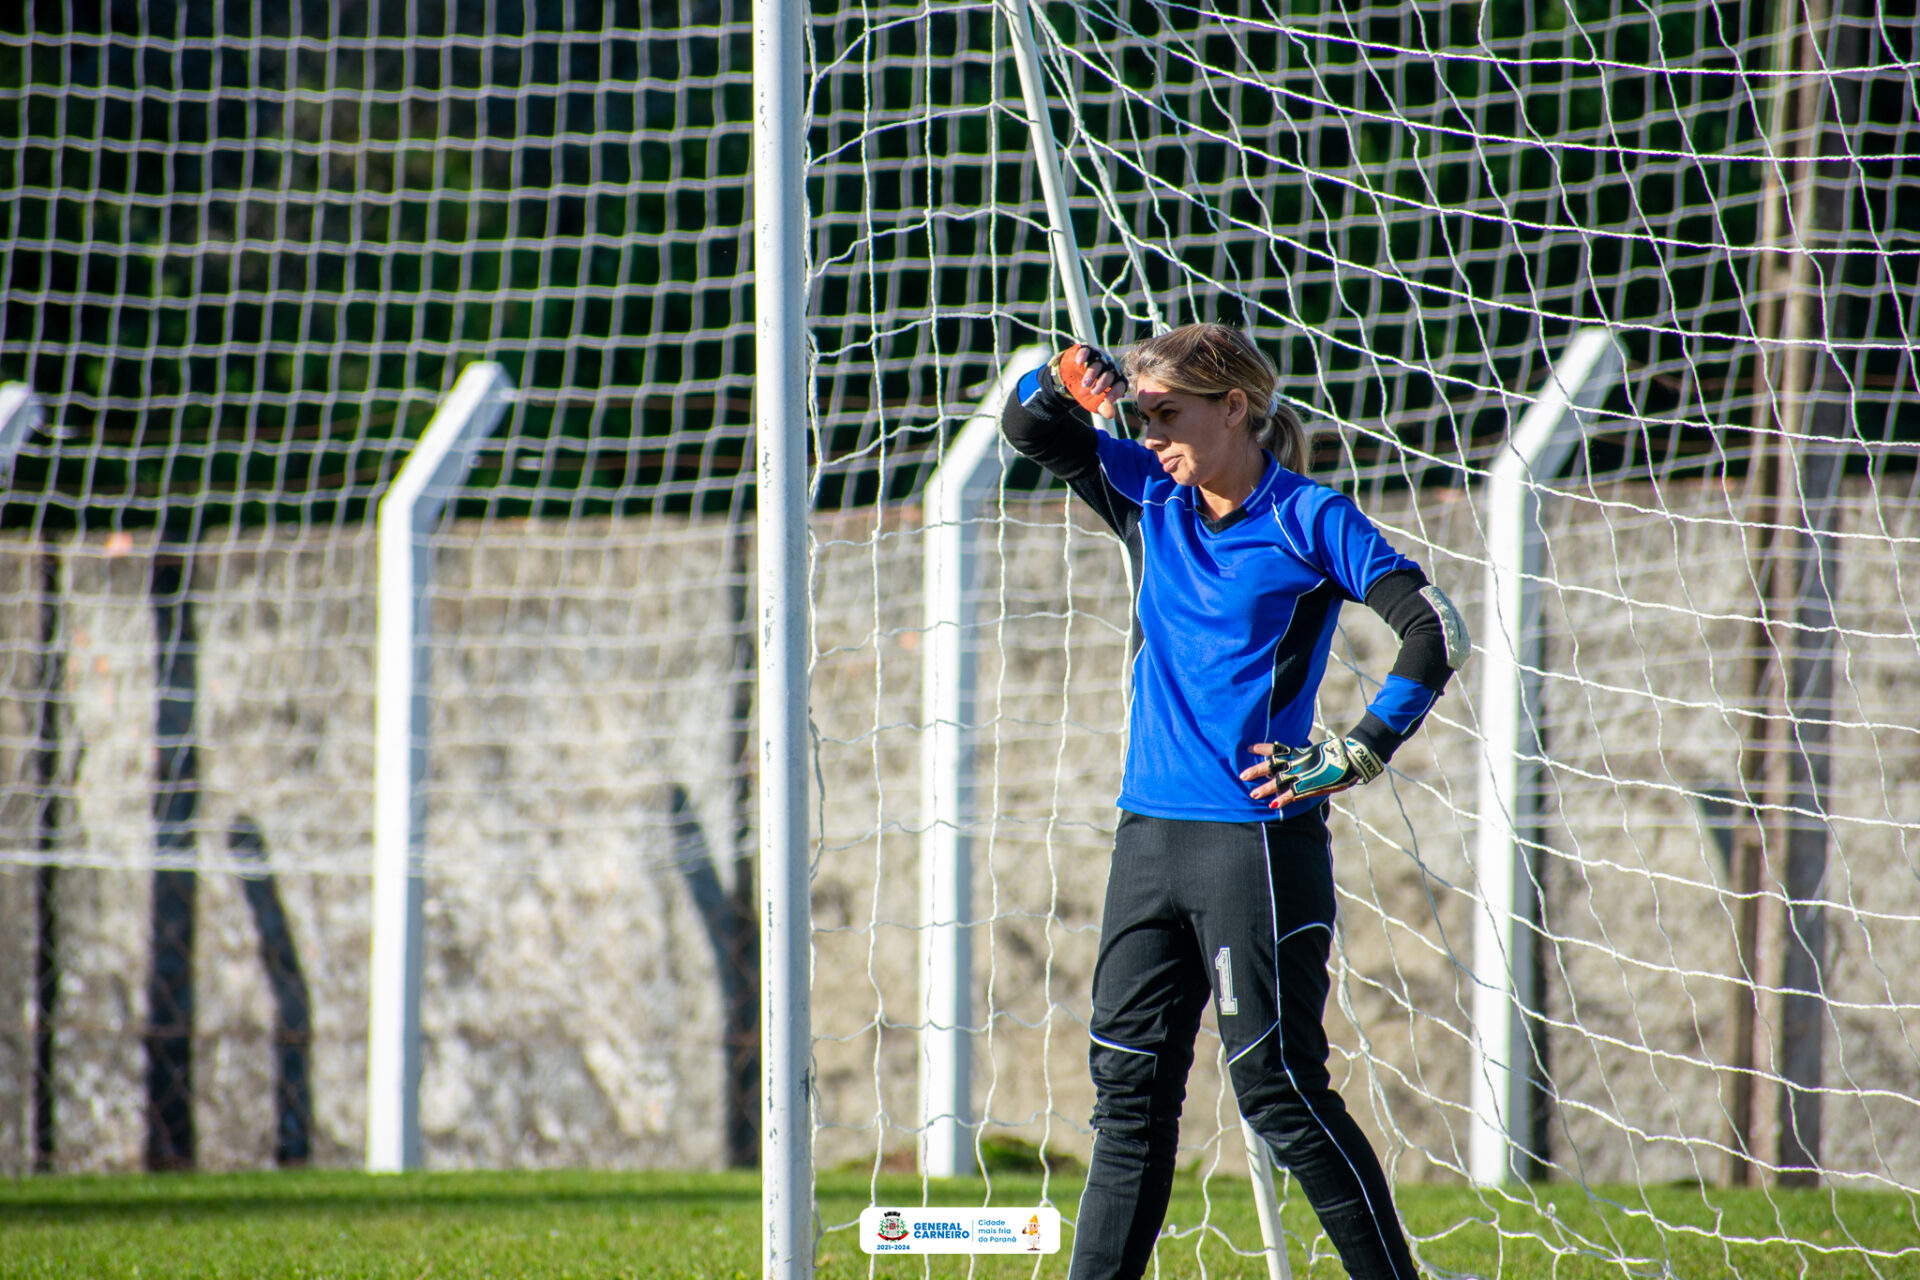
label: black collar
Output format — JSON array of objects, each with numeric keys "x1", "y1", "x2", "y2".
[{"x1": 1194, "y1": 452, "x2": 1278, "y2": 534}]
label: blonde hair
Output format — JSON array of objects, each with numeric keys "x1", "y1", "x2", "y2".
[{"x1": 1123, "y1": 323, "x2": 1307, "y2": 472}]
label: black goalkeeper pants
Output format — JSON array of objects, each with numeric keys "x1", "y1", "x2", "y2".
[{"x1": 1068, "y1": 809, "x2": 1418, "y2": 1280}]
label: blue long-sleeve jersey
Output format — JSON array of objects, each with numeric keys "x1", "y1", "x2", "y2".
[{"x1": 1004, "y1": 365, "x2": 1466, "y2": 822}]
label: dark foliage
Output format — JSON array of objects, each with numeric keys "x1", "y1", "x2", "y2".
[{"x1": 1, "y1": 1, "x2": 1914, "y2": 532}]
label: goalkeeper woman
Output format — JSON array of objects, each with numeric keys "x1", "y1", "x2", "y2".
[{"x1": 1001, "y1": 324, "x2": 1466, "y2": 1280}]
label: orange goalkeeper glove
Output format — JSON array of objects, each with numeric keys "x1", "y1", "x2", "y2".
[{"x1": 1045, "y1": 344, "x2": 1127, "y2": 420}]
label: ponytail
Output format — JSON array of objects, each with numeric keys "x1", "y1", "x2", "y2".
[{"x1": 1258, "y1": 387, "x2": 1308, "y2": 473}]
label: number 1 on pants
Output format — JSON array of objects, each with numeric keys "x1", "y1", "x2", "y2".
[{"x1": 1214, "y1": 946, "x2": 1239, "y2": 1016}]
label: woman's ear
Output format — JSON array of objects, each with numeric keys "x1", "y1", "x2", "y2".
[{"x1": 1223, "y1": 387, "x2": 1249, "y2": 431}]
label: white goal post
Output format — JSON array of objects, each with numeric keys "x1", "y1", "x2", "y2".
[{"x1": 756, "y1": 0, "x2": 813, "y2": 1273}]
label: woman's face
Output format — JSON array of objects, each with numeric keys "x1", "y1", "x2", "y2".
[{"x1": 1131, "y1": 377, "x2": 1253, "y2": 490}]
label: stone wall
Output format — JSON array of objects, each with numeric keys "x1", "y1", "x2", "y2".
[
  {"x1": 1, "y1": 482, "x2": 1916, "y2": 1186},
  {"x1": 0, "y1": 520, "x2": 743, "y2": 1172}
]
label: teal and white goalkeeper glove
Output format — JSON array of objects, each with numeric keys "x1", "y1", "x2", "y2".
[{"x1": 1264, "y1": 736, "x2": 1384, "y2": 806}]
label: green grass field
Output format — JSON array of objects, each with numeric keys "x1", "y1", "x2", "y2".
[{"x1": 1, "y1": 1168, "x2": 1914, "y2": 1278}]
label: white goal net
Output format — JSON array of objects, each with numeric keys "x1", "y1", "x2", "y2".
[
  {"x1": 805, "y1": 0, "x2": 1920, "y2": 1272},
  {"x1": 2, "y1": 0, "x2": 1918, "y2": 1275}
]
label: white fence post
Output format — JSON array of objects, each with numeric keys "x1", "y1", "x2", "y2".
[
  {"x1": 1471, "y1": 327, "x2": 1623, "y2": 1185},
  {"x1": 367, "y1": 362, "x2": 515, "y2": 1173},
  {"x1": 919, "y1": 346, "x2": 1049, "y2": 1178},
  {"x1": 0, "y1": 383, "x2": 46, "y2": 479}
]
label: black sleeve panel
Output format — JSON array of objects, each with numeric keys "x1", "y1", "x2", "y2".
[
  {"x1": 1343, "y1": 566, "x2": 1461, "y2": 763},
  {"x1": 1364, "y1": 566, "x2": 1457, "y2": 693},
  {"x1": 1001, "y1": 374, "x2": 1141, "y2": 538},
  {"x1": 1001, "y1": 373, "x2": 1100, "y2": 478},
  {"x1": 1346, "y1": 712, "x2": 1404, "y2": 764}
]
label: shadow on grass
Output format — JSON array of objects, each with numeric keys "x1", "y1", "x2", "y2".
[
  {"x1": 0, "y1": 1169, "x2": 1080, "y2": 1225},
  {"x1": 0, "y1": 1171, "x2": 765, "y2": 1221}
]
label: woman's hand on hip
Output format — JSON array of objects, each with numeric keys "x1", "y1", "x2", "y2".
[{"x1": 1242, "y1": 737, "x2": 1384, "y2": 809}]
